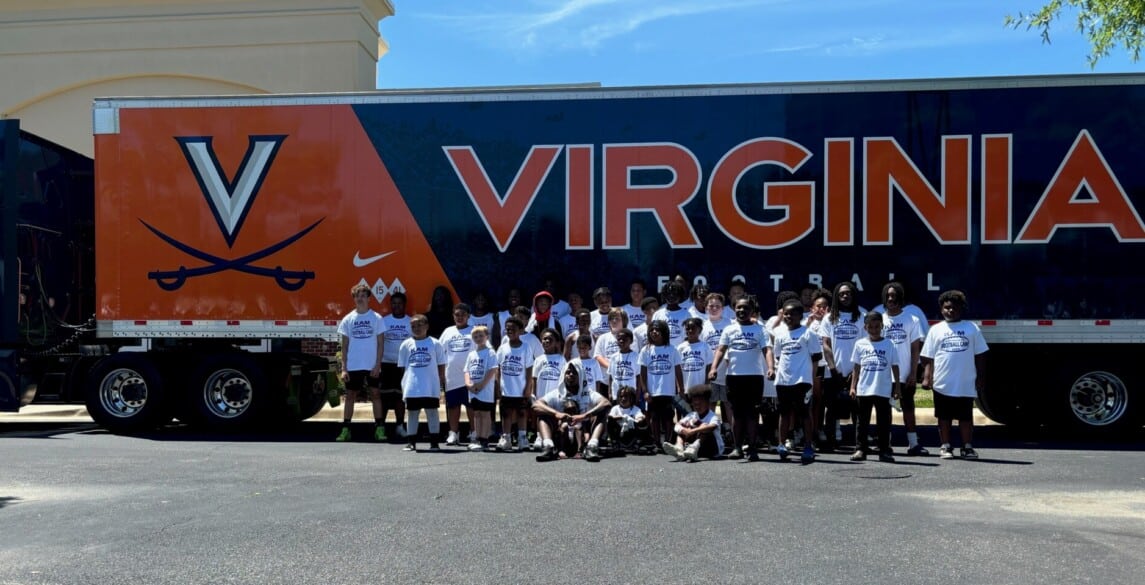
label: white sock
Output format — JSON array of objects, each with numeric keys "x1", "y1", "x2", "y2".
[
  {"x1": 907, "y1": 432, "x2": 919, "y2": 447},
  {"x1": 587, "y1": 438, "x2": 599, "y2": 448},
  {"x1": 543, "y1": 438, "x2": 554, "y2": 448}
]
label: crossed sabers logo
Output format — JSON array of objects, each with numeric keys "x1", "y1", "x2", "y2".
[{"x1": 141, "y1": 135, "x2": 322, "y2": 291}]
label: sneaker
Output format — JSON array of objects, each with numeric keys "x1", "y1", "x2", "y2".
[
  {"x1": 784, "y1": 439, "x2": 795, "y2": 451},
  {"x1": 402, "y1": 443, "x2": 416, "y2": 452},
  {"x1": 960, "y1": 446, "x2": 979, "y2": 460},
  {"x1": 683, "y1": 447, "x2": 699, "y2": 462},
  {"x1": 535, "y1": 446, "x2": 557, "y2": 462},
  {"x1": 585, "y1": 445, "x2": 601, "y2": 462},
  {"x1": 429, "y1": 442, "x2": 441, "y2": 452},
  {"x1": 663, "y1": 442, "x2": 684, "y2": 461},
  {"x1": 532, "y1": 436, "x2": 543, "y2": 452},
  {"x1": 445, "y1": 431, "x2": 460, "y2": 446},
  {"x1": 747, "y1": 450, "x2": 760, "y2": 462},
  {"x1": 777, "y1": 445, "x2": 789, "y2": 461},
  {"x1": 850, "y1": 450, "x2": 867, "y2": 461},
  {"x1": 801, "y1": 445, "x2": 815, "y2": 464},
  {"x1": 939, "y1": 446, "x2": 954, "y2": 459},
  {"x1": 907, "y1": 444, "x2": 930, "y2": 456},
  {"x1": 374, "y1": 426, "x2": 387, "y2": 442},
  {"x1": 395, "y1": 425, "x2": 408, "y2": 438},
  {"x1": 335, "y1": 427, "x2": 352, "y2": 442},
  {"x1": 468, "y1": 443, "x2": 483, "y2": 451},
  {"x1": 878, "y1": 452, "x2": 896, "y2": 463},
  {"x1": 728, "y1": 448, "x2": 744, "y2": 460},
  {"x1": 496, "y1": 435, "x2": 511, "y2": 451}
]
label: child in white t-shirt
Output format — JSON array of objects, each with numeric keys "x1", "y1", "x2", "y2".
[
  {"x1": 464, "y1": 326, "x2": 499, "y2": 451},
  {"x1": 640, "y1": 319, "x2": 683, "y2": 448},
  {"x1": 772, "y1": 300, "x2": 822, "y2": 464},
  {"x1": 849, "y1": 312, "x2": 900, "y2": 462},
  {"x1": 570, "y1": 334, "x2": 608, "y2": 397},
  {"x1": 662, "y1": 384, "x2": 724, "y2": 462},
  {"x1": 397, "y1": 314, "x2": 447, "y2": 452},
  {"x1": 495, "y1": 317, "x2": 534, "y2": 452},
  {"x1": 921, "y1": 290, "x2": 989, "y2": 460},
  {"x1": 606, "y1": 329, "x2": 640, "y2": 402},
  {"x1": 607, "y1": 386, "x2": 649, "y2": 451},
  {"x1": 677, "y1": 317, "x2": 713, "y2": 397}
]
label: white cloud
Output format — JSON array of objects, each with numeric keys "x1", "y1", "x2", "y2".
[{"x1": 420, "y1": 0, "x2": 785, "y2": 52}]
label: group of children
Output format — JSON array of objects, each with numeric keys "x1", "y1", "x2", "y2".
[{"x1": 336, "y1": 277, "x2": 989, "y2": 463}]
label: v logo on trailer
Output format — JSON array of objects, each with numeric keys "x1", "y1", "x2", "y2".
[
  {"x1": 177, "y1": 135, "x2": 285, "y2": 247},
  {"x1": 141, "y1": 135, "x2": 323, "y2": 291}
]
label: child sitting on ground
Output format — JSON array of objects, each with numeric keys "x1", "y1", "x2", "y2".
[
  {"x1": 607, "y1": 386, "x2": 650, "y2": 453},
  {"x1": 559, "y1": 397, "x2": 585, "y2": 458},
  {"x1": 663, "y1": 384, "x2": 724, "y2": 462}
]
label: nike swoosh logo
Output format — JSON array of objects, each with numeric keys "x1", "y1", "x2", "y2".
[{"x1": 353, "y1": 250, "x2": 396, "y2": 267}]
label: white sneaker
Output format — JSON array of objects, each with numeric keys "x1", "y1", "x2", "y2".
[
  {"x1": 496, "y1": 435, "x2": 511, "y2": 451},
  {"x1": 445, "y1": 431, "x2": 459, "y2": 446},
  {"x1": 784, "y1": 439, "x2": 795, "y2": 451},
  {"x1": 683, "y1": 447, "x2": 699, "y2": 462},
  {"x1": 662, "y1": 442, "x2": 683, "y2": 460},
  {"x1": 468, "y1": 443, "x2": 483, "y2": 451},
  {"x1": 532, "y1": 436, "x2": 543, "y2": 452}
]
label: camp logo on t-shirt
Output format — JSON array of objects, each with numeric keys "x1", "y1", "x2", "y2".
[
  {"x1": 834, "y1": 320, "x2": 860, "y2": 341},
  {"x1": 729, "y1": 330, "x2": 761, "y2": 351},
  {"x1": 859, "y1": 347, "x2": 890, "y2": 371},
  {"x1": 468, "y1": 361, "x2": 486, "y2": 380},
  {"x1": 350, "y1": 318, "x2": 376, "y2": 339},
  {"x1": 501, "y1": 353, "x2": 525, "y2": 377},
  {"x1": 680, "y1": 350, "x2": 706, "y2": 373},
  {"x1": 447, "y1": 336, "x2": 473, "y2": 353},
  {"x1": 613, "y1": 359, "x2": 636, "y2": 381},
  {"x1": 537, "y1": 358, "x2": 563, "y2": 382},
  {"x1": 777, "y1": 331, "x2": 805, "y2": 356},
  {"x1": 647, "y1": 352, "x2": 673, "y2": 376},
  {"x1": 886, "y1": 323, "x2": 909, "y2": 344},
  {"x1": 408, "y1": 347, "x2": 432, "y2": 368},
  {"x1": 938, "y1": 330, "x2": 971, "y2": 352}
]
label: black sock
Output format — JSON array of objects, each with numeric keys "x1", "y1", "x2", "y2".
[
  {"x1": 343, "y1": 419, "x2": 351, "y2": 426},
  {"x1": 374, "y1": 418, "x2": 384, "y2": 427}
]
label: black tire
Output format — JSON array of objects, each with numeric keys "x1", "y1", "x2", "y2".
[
  {"x1": 189, "y1": 354, "x2": 267, "y2": 429},
  {"x1": 84, "y1": 354, "x2": 169, "y2": 433},
  {"x1": 1061, "y1": 369, "x2": 1138, "y2": 435}
]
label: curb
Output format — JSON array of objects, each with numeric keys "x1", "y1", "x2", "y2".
[{"x1": 2, "y1": 403, "x2": 997, "y2": 427}]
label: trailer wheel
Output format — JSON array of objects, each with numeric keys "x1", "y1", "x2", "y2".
[
  {"x1": 1065, "y1": 370, "x2": 1136, "y2": 433},
  {"x1": 84, "y1": 354, "x2": 169, "y2": 433},
  {"x1": 191, "y1": 355, "x2": 265, "y2": 428}
]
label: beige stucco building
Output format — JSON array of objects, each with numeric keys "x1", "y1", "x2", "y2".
[{"x1": 0, "y1": 0, "x2": 394, "y2": 157}]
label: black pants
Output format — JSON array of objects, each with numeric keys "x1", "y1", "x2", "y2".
[{"x1": 856, "y1": 395, "x2": 891, "y2": 452}]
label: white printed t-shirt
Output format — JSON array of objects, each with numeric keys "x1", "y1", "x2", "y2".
[
  {"x1": 772, "y1": 324, "x2": 821, "y2": 386},
  {"x1": 920, "y1": 320, "x2": 988, "y2": 398},
  {"x1": 397, "y1": 336, "x2": 446, "y2": 399},
  {"x1": 338, "y1": 309, "x2": 383, "y2": 372},
  {"x1": 850, "y1": 337, "x2": 899, "y2": 398},
  {"x1": 496, "y1": 342, "x2": 534, "y2": 398}
]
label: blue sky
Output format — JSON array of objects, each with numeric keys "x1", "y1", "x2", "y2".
[{"x1": 376, "y1": 0, "x2": 1142, "y2": 88}]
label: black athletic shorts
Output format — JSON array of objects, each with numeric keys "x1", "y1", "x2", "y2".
[
  {"x1": 776, "y1": 383, "x2": 812, "y2": 414},
  {"x1": 933, "y1": 392, "x2": 974, "y2": 421},
  {"x1": 405, "y1": 396, "x2": 440, "y2": 411},
  {"x1": 344, "y1": 370, "x2": 380, "y2": 392}
]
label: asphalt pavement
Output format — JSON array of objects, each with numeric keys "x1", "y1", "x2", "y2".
[{"x1": 1, "y1": 419, "x2": 1143, "y2": 585}]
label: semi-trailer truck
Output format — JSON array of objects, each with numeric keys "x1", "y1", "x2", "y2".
[{"x1": 2, "y1": 74, "x2": 1142, "y2": 435}]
